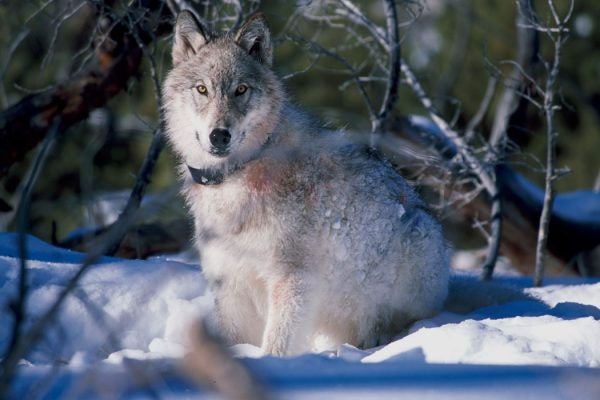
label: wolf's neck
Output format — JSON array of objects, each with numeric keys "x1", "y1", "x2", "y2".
[{"x1": 274, "y1": 103, "x2": 322, "y2": 141}]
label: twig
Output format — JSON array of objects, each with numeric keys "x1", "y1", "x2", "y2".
[
  {"x1": 106, "y1": 130, "x2": 166, "y2": 256},
  {"x1": 289, "y1": 35, "x2": 377, "y2": 124},
  {"x1": 105, "y1": 10, "x2": 169, "y2": 255},
  {"x1": 230, "y1": 0, "x2": 244, "y2": 31},
  {"x1": 435, "y1": 1, "x2": 472, "y2": 106},
  {"x1": 0, "y1": 3, "x2": 174, "y2": 392},
  {"x1": 401, "y1": 60, "x2": 503, "y2": 279},
  {"x1": 0, "y1": 188, "x2": 142, "y2": 396},
  {"x1": 0, "y1": 29, "x2": 30, "y2": 108},
  {"x1": 63, "y1": 288, "x2": 166, "y2": 398},
  {"x1": 371, "y1": 0, "x2": 401, "y2": 148},
  {"x1": 464, "y1": 76, "x2": 498, "y2": 142},
  {"x1": 4, "y1": 118, "x2": 61, "y2": 365},
  {"x1": 40, "y1": 0, "x2": 88, "y2": 71},
  {"x1": 489, "y1": 0, "x2": 538, "y2": 152},
  {"x1": 338, "y1": 0, "x2": 388, "y2": 48},
  {"x1": 184, "y1": 321, "x2": 271, "y2": 400},
  {"x1": 534, "y1": 0, "x2": 569, "y2": 287},
  {"x1": 25, "y1": 0, "x2": 59, "y2": 24},
  {"x1": 126, "y1": 3, "x2": 166, "y2": 109}
]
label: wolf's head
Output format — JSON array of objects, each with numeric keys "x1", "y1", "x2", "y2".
[{"x1": 163, "y1": 11, "x2": 284, "y2": 175}]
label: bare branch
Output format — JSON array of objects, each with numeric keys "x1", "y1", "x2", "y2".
[
  {"x1": 0, "y1": 186, "x2": 145, "y2": 395},
  {"x1": 498, "y1": 60, "x2": 544, "y2": 96},
  {"x1": 99, "y1": 6, "x2": 171, "y2": 255},
  {"x1": 547, "y1": 0, "x2": 561, "y2": 25},
  {"x1": 0, "y1": 2, "x2": 176, "y2": 392},
  {"x1": 5, "y1": 118, "x2": 61, "y2": 368},
  {"x1": 288, "y1": 35, "x2": 377, "y2": 124},
  {"x1": 184, "y1": 321, "x2": 271, "y2": 400},
  {"x1": 435, "y1": 1, "x2": 472, "y2": 105},
  {"x1": 0, "y1": 29, "x2": 30, "y2": 109},
  {"x1": 465, "y1": 76, "x2": 498, "y2": 141},
  {"x1": 25, "y1": 0, "x2": 59, "y2": 24},
  {"x1": 371, "y1": 0, "x2": 401, "y2": 148},
  {"x1": 106, "y1": 130, "x2": 166, "y2": 256},
  {"x1": 40, "y1": 1, "x2": 88, "y2": 71},
  {"x1": 395, "y1": 116, "x2": 600, "y2": 277},
  {"x1": 401, "y1": 60, "x2": 503, "y2": 279},
  {"x1": 489, "y1": 0, "x2": 538, "y2": 151},
  {"x1": 230, "y1": 0, "x2": 245, "y2": 31},
  {"x1": 534, "y1": 0, "x2": 570, "y2": 287},
  {"x1": 338, "y1": 0, "x2": 388, "y2": 49}
]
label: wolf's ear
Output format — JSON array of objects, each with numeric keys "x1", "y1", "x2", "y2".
[
  {"x1": 235, "y1": 13, "x2": 272, "y2": 66},
  {"x1": 172, "y1": 11, "x2": 208, "y2": 65}
]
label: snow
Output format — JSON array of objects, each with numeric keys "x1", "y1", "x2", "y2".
[{"x1": 1, "y1": 232, "x2": 600, "y2": 399}]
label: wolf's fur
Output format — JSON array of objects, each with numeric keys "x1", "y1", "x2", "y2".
[{"x1": 162, "y1": 11, "x2": 450, "y2": 355}]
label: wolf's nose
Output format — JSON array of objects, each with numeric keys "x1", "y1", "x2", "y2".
[{"x1": 209, "y1": 128, "x2": 231, "y2": 149}]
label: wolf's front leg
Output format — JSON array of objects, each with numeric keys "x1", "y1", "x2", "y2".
[
  {"x1": 261, "y1": 272, "x2": 313, "y2": 356},
  {"x1": 212, "y1": 282, "x2": 266, "y2": 347}
]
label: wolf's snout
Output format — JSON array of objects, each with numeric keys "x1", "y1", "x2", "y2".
[{"x1": 209, "y1": 128, "x2": 231, "y2": 155}]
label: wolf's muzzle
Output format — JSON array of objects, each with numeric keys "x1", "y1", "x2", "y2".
[{"x1": 209, "y1": 128, "x2": 231, "y2": 156}]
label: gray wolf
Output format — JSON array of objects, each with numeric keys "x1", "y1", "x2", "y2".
[{"x1": 162, "y1": 11, "x2": 449, "y2": 356}]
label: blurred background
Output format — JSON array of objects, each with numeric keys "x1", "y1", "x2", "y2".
[{"x1": 0, "y1": 0, "x2": 598, "y2": 275}]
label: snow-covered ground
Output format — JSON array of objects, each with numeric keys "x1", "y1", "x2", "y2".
[{"x1": 1, "y1": 232, "x2": 599, "y2": 399}]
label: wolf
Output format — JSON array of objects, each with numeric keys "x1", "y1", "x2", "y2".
[{"x1": 162, "y1": 11, "x2": 450, "y2": 356}]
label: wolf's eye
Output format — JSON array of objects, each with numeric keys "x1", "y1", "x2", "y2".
[
  {"x1": 235, "y1": 84, "x2": 248, "y2": 96},
  {"x1": 196, "y1": 85, "x2": 208, "y2": 95}
]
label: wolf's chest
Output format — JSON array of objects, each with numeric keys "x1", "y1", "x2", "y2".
[
  {"x1": 186, "y1": 177, "x2": 292, "y2": 264},
  {"x1": 187, "y1": 183, "x2": 280, "y2": 282}
]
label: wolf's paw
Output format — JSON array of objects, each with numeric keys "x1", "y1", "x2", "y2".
[{"x1": 360, "y1": 332, "x2": 393, "y2": 349}]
